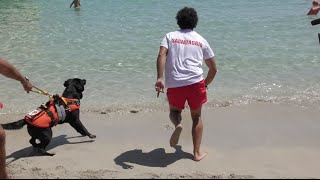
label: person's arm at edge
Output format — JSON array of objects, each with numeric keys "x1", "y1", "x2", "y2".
[
  {"x1": 204, "y1": 57, "x2": 217, "y2": 87},
  {"x1": 0, "y1": 58, "x2": 32, "y2": 92}
]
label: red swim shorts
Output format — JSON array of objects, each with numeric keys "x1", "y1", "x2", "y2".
[{"x1": 167, "y1": 80, "x2": 207, "y2": 110}]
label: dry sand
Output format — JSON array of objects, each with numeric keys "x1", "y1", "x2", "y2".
[{"x1": 2, "y1": 103, "x2": 320, "y2": 179}]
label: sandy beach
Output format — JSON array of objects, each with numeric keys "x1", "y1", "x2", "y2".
[{"x1": 0, "y1": 103, "x2": 319, "y2": 179}]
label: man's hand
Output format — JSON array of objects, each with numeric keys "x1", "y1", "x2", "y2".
[{"x1": 155, "y1": 78, "x2": 165, "y2": 98}]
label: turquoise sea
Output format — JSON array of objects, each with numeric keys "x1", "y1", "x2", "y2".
[{"x1": 0, "y1": 0, "x2": 320, "y2": 113}]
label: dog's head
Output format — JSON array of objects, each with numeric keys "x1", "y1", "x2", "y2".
[{"x1": 62, "y1": 78, "x2": 86, "y2": 99}]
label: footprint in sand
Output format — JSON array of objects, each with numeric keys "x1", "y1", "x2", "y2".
[{"x1": 164, "y1": 124, "x2": 174, "y2": 130}]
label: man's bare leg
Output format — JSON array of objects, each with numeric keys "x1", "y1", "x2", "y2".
[
  {"x1": 0, "y1": 128, "x2": 9, "y2": 179},
  {"x1": 191, "y1": 106, "x2": 207, "y2": 161},
  {"x1": 169, "y1": 106, "x2": 183, "y2": 147}
]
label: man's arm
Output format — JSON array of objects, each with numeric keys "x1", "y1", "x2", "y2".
[
  {"x1": 157, "y1": 46, "x2": 167, "y2": 80},
  {"x1": 0, "y1": 58, "x2": 33, "y2": 92},
  {"x1": 204, "y1": 57, "x2": 217, "y2": 87},
  {"x1": 155, "y1": 46, "x2": 168, "y2": 94}
]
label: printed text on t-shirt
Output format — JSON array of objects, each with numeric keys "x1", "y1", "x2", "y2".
[{"x1": 171, "y1": 38, "x2": 203, "y2": 48}]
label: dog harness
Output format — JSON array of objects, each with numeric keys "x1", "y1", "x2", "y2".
[{"x1": 24, "y1": 96, "x2": 80, "y2": 128}]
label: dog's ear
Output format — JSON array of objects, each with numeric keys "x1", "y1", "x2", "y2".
[
  {"x1": 74, "y1": 79, "x2": 85, "y2": 93},
  {"x1": 81, "y1": 79, "x2": 86, "y2": 86},
  {"x1": 64, "y1": 79, "x2": 71, "y2": 87}
]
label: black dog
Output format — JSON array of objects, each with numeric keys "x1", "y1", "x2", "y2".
[{"x1": 1, "y1": 78, "x2": 96, "y2": 156}]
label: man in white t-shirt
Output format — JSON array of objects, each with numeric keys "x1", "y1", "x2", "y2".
[{"x1": 155, "y1": 7, "x2": 217, "y2": 161}]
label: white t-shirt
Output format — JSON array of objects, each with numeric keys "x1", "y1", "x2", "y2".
[{"x1": 160, "y1": 29, "x2": 215, "y2": 88}]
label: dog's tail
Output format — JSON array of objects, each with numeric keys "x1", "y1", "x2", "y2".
[{"x1": 1, "y1": 119, "x2": 26, "y2": 130}]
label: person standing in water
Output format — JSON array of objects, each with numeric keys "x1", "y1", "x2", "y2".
[
  {"x1": 155, "y1": 7, "x2": 217, "y2": 161},
  {"x1": 307, "y1": 0, "x2": 320, "y2": 15},
  {"x1": 70, "y1": 0, "x2": 81, "y2": 8}
]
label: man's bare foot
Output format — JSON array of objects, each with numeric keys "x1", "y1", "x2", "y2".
[
  {"x1": 193, "y1": 152, "x2": 207, "y2": 162},
  {"x1": 170, "y1": 124, "x2": 183, "y2": 147}
]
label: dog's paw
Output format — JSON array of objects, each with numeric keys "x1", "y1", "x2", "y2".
[
  {"x1": 88, "y1": 134, "x2": 96, "y2": 139},
  {"x1": 123, "y1": 164, "x2": 134, "y2": 169}
]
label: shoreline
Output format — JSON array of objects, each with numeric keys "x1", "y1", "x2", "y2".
[
  {"x1": 2, "y1": 103, "x2": 320, "y2": 179},
  {"x1": 2, "y1": 89, "x2": 320, "y2": 115}
]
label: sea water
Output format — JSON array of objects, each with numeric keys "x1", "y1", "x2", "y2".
[{"x1": 0, "y1": 0, "x2": 320, "y2": 113}]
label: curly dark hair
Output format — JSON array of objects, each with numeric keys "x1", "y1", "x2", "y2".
[{"x1": 176, "y1": 7, "x2": 198, "y2": 30}]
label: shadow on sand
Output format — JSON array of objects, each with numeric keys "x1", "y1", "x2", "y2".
[
  {"x1": 6, "y1": 135, "x2": 94, "y2": 165},
  {"x1": 114, "y1": 146, "x2": 193, "y2": 169}
]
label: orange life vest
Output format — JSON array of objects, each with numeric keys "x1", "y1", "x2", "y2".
[{"x1": 24, "y1": 97, "x2": 80, "y2": 128}]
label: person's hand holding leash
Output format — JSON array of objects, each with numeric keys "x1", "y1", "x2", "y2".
[
  {"x1": 21, "y1": 77, "x2": 33, "y2": 93},
  {"x1": 155, "y1": 78, "x2": 164, "y2": 98}
]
